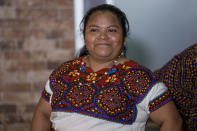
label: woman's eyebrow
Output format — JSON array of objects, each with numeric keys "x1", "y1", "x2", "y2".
[
  {"x1": 87, "y1": 25, "x2": 99, "y2": 28},
  {"x1": 107, "y1": 25, "x2": 120, "y2": 28},
  {"x1": 88, "y1": 24, "x2": 120, "y2": 28}
]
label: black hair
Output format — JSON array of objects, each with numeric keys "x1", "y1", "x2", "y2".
[{"x1": 78, "y1": 4, "x2": 130, "y2": 57}]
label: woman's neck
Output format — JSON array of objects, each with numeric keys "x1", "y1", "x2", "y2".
[{"x1": 84, "y1": 55, "x2": 120, "y2": 72}]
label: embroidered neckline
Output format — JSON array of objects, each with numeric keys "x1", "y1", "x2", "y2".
[
  {"x1": 77, "y1": 56, "x2": 137, "y2": 84},
  {"x1": 79, "y1": 56, "x2": 135, "y2": 74}
]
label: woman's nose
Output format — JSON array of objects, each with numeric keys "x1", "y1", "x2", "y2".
[{"x1": 98, "y1": 30, "x2": 108, "y2": 40}]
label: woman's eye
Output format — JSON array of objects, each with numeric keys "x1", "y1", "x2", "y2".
[
  {"x1": 90, "y1": 28, "x2": 98, "y2": 32},
  {"x1": 108, "y1": 29, "x2": 117, "y2": 32}
]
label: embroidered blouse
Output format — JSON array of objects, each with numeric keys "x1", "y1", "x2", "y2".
[{"x1": 42, "y1": 57, "x2": 171, "y2": 131}]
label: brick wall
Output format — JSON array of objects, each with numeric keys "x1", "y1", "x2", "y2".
[{"x1": 0, "y1": 0, "x2": 74, "y2": 130}]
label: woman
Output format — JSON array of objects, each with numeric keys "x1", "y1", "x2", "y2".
[{"x1": 31, "y1": 4, "x2": 182, "y2": 131}]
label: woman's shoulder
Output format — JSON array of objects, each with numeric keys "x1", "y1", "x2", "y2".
[
  {"x1": 120, "y1": 58, "x2": 161, "y2": 100},
  {"x1": 49, "y1": 57, "x2": 82, "y2": 77},
  {"x1": 121, "y1": 57, "x2": 150, "y2": 70},
  {"x1": 121, "y1": 57, "x2": 159, "y2": 81}
]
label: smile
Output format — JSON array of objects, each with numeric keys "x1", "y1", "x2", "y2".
[{"x1": 96, "y1": 43, "x2": 111, "y2": 46}]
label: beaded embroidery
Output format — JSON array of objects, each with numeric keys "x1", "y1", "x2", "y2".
[
  {"x1": 155, "y1": 44, "x2": 197, "y2": 130},
  {"x1": 149, "y1": 91, "x2": 171, "y2": 112},
  {"x1": 42, "y1": 89, "x2": 50, "y2": 102},
  {"x1": 43, "y1": 57, "x2": 171, "y2": 124}
]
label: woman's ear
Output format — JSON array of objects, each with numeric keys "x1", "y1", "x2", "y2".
[{"x1": 123, "y1": 37, "x2": 126, "y2": 45}]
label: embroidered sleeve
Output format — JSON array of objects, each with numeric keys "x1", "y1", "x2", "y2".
[
  {"x1": 42, "y1": 80, "x2": 53, "y2": 103},
  {"x1": 149, "y1": 91, "x2": 171, "y2": 112},
  {"x1": 148, "y1": 82, "x2": 172, "y2": 113}
]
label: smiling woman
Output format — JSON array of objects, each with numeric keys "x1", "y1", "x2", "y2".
[
  {"x1": 84, "y1": 11, "x2": 124, "y2": 69},
  {"x1": 74, "y1": 0, "x2": 111, "y2": 56},
  {"x1": 30, "y1": 4, "x2": 182, "y2": 131}
]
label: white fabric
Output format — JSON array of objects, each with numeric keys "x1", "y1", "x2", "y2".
[{"x1": 44, "y1": 81, "x2": 167, "y2": 131}]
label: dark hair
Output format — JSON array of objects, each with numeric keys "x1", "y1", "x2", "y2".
[
  {"x1": 80, "y1": 4, "x2": 129, "y2": 39},
  {"x1": 78, "y1": 4, "x2": 130, "y2": 57}
]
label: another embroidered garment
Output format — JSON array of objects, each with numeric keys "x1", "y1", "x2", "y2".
[
  {"x1": 155, "y1": 44, "x2": 197, "y2": 131},
  {"x1": 42, "y1": 57, "x2": 171, "y2": 131}
]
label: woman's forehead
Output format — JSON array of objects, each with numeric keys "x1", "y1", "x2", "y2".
[
  {"x1": 89, "y1": 11, "x2": 117, "y2": 19},
  {"x1": 87, "y1": 11, "x2": 120, "y2": 26}
]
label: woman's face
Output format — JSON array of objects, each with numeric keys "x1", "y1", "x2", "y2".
[{"x1": 85, "y1": 11, "x2": 125, "y2": 60}]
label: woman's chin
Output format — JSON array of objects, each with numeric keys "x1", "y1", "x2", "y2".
[{"x1": 95, "y1": 53, "x2": 113, "y2": 58}]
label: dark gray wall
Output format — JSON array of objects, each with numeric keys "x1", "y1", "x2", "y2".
[
  {"x1": 114, "y1": 0, "x2": 197, "y2": 71},
  {"x1": 84, "y1": 0, "x2": 105, "y2": 13}
]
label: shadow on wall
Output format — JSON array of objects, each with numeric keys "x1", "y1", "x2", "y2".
[{"x1": 126, "y1": 38, "x2": 151, "y2": 69}]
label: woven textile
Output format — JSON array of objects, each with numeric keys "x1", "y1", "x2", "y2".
[{"x1": 155, "y1": 43, "x2": 197, "y2": 131}]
